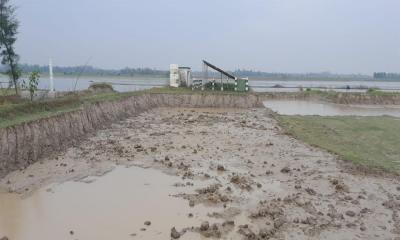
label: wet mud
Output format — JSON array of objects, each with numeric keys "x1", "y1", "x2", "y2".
[{"x1": 1, "y1": 107, "x2": 400, "y2": 239}]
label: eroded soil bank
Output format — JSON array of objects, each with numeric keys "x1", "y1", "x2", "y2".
[
  {"x1": 0, "y1": 93, "x2": 260, "y2": 178},
  {"x1": 1, "y1": 107, "x2": 399, "y2": 240},
  {"x1": 2, "y1": 91, "x2": 400, "y2": 179}
]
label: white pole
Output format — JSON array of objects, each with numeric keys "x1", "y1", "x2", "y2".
[{"x1": 49, "y1": 58, "x2": 54, "y2": 91}]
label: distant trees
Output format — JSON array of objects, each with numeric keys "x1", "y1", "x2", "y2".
[
  {"x1": 16, "y1": 64, "x2": 169, "y2": 77},
  {"x1": 374, "y1": 72, "x2": 400, "y2": 80},
  {"x1": 232, "y1": 69, "x2": 369, "y2": 80},
  {"x1": 0, "y1": 0, "x2": 20, "y2": 95}
]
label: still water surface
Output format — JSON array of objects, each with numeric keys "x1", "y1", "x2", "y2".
[
  {"x1": 0, "y1": 76, "x2": 169, "y2": 92},
  {"x1": 264, "y1": 100, "x2": 400, "y2": 117},
  {"x1": 250, "y1": 79, "x2": 400, "y2": 92},
  {"x1": 2, "y1": 75, "x2": 400, "y2": 93},
  {"x1": 0, "y1": 166, "x2": 215, "y2": 240}
]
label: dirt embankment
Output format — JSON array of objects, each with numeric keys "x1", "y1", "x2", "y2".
[
  {"x1": 1, "y1": 91, "x2": 399, "y2": 178},
  {"x1": 0, "y1": 93, "x2": 261, "y2": 178},
  {"x1": 258, "y1": 92, "x2": 400, "y2": 105}
]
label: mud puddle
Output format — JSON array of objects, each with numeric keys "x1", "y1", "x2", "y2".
[
  {"x1": 0, "y1": 166, "x2": 220, "y2": 240},
  {"x1": 264, "y1": 100, "x2": 400, "y2": 117}
]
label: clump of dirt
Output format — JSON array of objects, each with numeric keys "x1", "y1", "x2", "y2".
[
  {"x1": 170, "y1": 227, "x2": 182, "y2": 239},
  {"x1": 329, "y1": 178, "x2": 350, "y2": 192},
  {"x1": 250, "y1": 202, "x2": 284, "y2": 220},
  {"x1": 237, "y1": 224, "x2": 257, "y2": 239},
  {"x1": 176, "y1": 184, "x2": 231, "y2": 206},
  {"x1": 230, "y1": 174, "x2": 254, "y2": 191},
  {"x1": 192, "y1": 220, "x2": 235, "y2": 238},
  {"x1": 217, "y1": 165, "x2": 226, "y2": 171},
  {"x1": 280, "y1": 166, "x2": 291, "y2": 173},
  {"x1": 207, "y1": 207, "x2": 242, "y2": 220}
]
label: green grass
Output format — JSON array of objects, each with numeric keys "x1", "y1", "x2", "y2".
[
  {"x1": 0, "y1": 88, "x2": 16, "y2": 96},
  {"x1": 277, "y1": 115, "x2": 400, "y2": 174},
  {"x1": 140, "y1": 86, "x2": 250, "y2": 95},
  {"x1": 0, "y1": 97, "x2": 83, "y2": 128},
  {"x1": 0, "y1": 89, "x2": 143, "y2": 128},
  {"x1": 302, "y1": 88, "x2": 400, "y2": 97},
  {"x1": 88, "y1": 82, "x2": 114, "y2": 90},
  {"x1": 365, "y1": 88, "x2": 400, "y2": 96}
]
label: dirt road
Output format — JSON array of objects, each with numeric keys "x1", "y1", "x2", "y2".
[{"x1": 1, "y1": 107, "x2": 399, "y2": 239}]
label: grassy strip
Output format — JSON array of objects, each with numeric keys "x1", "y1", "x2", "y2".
[
  {"x1": 365, "y1": 88, "x2": 400, "y2": 96},
  {"x1": 0, "y1": 97, "x2": 84, "y2": 128},
  {"x1": 277, "y1": 115, "x2": 400, "y2": 174},
  {"x1": 0, "y1": 90, "x2": 142, "y2": 128},
  {"x1": 303, "y1": 89, "x2": 400, "y2": 97},
  {"x1": 0, "y1": 88, "x2": 16, "y2": 96},
  {"x1": 142, "y1": 86, "x2": 249, "y2": 95}
]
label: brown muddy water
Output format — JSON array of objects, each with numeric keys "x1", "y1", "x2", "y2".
[
  {"x1": 263, "y1": 100, "x2": 400, "y2": 117},
  {"x1": 0, "y1": 166, "x2": 220, "y2": 240}
]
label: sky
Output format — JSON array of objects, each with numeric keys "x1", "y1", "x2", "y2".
[{"x1": 13, "y1": 0, "x2": 400, "y2": 74}]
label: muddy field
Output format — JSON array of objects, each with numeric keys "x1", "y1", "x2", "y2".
[{"x1": 1, "y1": 107, "x2": 400, "y2": 240}]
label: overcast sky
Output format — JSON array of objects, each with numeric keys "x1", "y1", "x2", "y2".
[{"x1": 13, "y1": 0, "x2": 400, "y2": 74}]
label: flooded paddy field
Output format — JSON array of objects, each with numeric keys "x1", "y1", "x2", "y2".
[
  {"x1": 264, "y1": 100, "x2": 400, "y2": 117},
  {"x1": 250, "y1": 79, "x2": 400, "y2": 93},
  {"x1": 1, "y1": 107, "x2": 400, "y2": 239}
]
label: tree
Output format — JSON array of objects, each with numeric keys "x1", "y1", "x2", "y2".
[
  {"x1": 23, "y1": 71, "x2": 39, "y2": 101},
  {"x1": 0, "y1": 0, "x2": 20, "y2": 95}
]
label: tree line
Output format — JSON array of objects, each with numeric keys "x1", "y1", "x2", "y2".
[
  {"x1": 11, "y1": 64, "x2": 169, "y2": 77},
  {"x1": 194, "y1": 69, "x2": 370, "y2": 80},
  {"x1": 232, "y1": 70, "x2": 370, "y2": 79},
  {"x1": 373, "y1": 72, "x2": 400, "y2": 80}
]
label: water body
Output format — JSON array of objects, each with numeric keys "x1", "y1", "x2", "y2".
[
  {"x1": 0, "y1": 75, "x2": 169, "y2": 92},
  {"x1": 264, "y1": 100, "x2": 400, "y2": 117},
  {"x1": 39, "y1": 76, "x2": 169, "y2": 92},
  {"x1": 250, "y1": 79, "x2": 400, "y2": 93},
  {"x1": 2, "y1": 75, "x2": 400, "y2": 93},
  {"x1": 0, "y1": 166, "x2": 214, "y2": 240}
]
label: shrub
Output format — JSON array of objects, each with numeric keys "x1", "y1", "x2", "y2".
[
  {"x1": 88, "y1": 82, "x2": 114, "y2": 93},
  {"x1": 204, "y1": 82, "x2": 236, "y2": 91},
  {"x1": 22, "y1": 71, "x2": 40, "y2": 101}
]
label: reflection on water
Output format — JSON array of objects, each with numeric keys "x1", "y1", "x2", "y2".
[
  {"x1": 0, "y1": 166, "x2": 213, "y2": 240},
  {"x1": 263, "y1": 100, "x2": 400, "y2": 117}
]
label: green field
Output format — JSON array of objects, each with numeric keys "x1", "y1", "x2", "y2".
[{"x1": 277, "y1": 115, "x2": 400, "y2": 174}]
